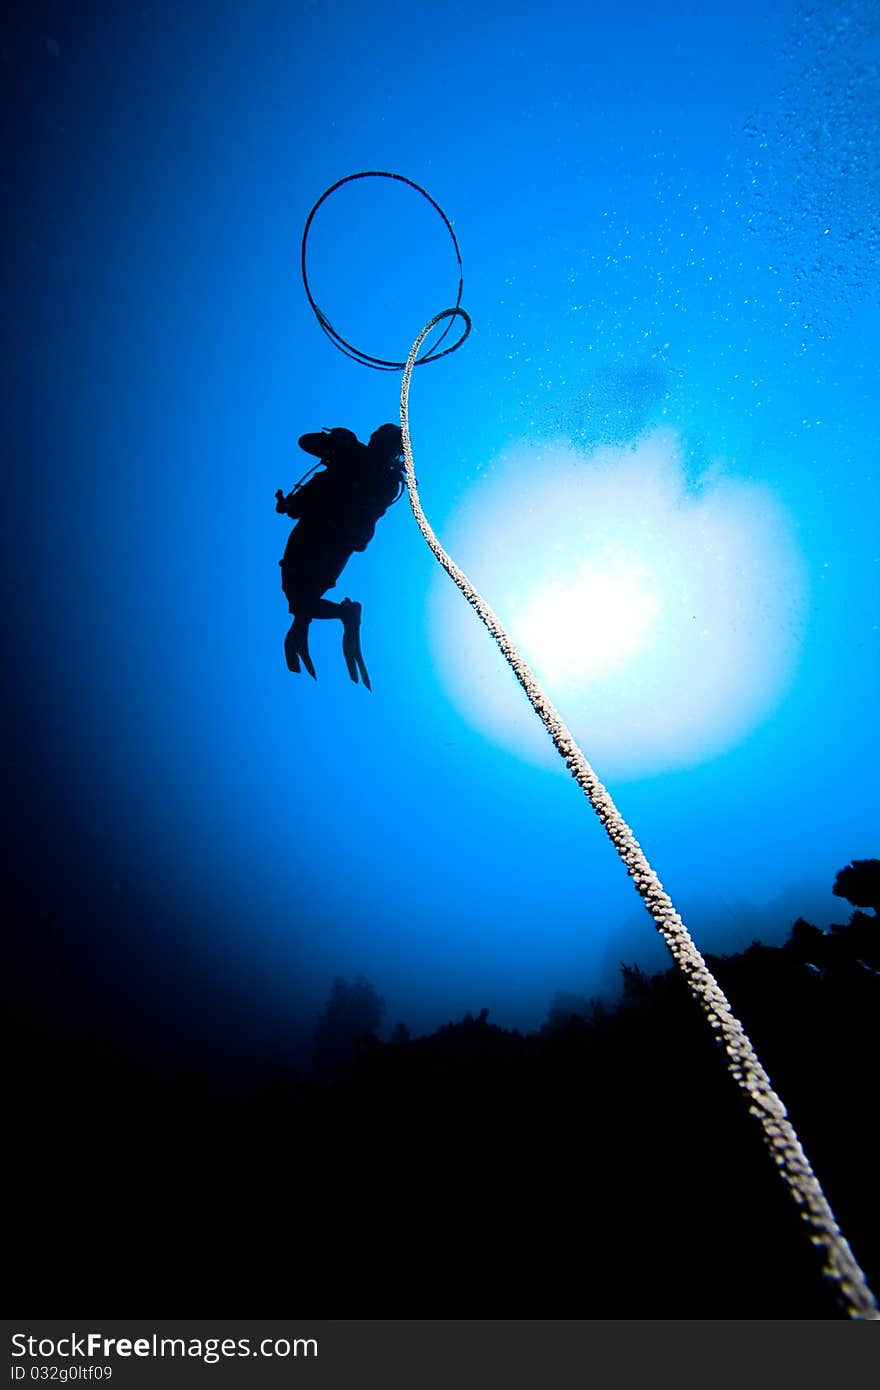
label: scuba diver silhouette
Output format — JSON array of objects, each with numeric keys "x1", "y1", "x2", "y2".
[{"x1": 275, "y1": 423, "x2": 405, "y2": 690}]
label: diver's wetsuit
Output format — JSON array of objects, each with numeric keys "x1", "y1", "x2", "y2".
[
  {"x1": 276, "y1": 426, "x2": 403, "y2": 686},
  {"x1": 279, "y1": 430, "x2": 397, "y2": 614}
]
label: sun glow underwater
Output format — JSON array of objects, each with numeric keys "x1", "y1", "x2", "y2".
[{"x1": 432, "y1": 429, "x2": 807, "y2": 780}]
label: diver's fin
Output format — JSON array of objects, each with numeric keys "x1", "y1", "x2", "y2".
[
  {"x1": 341, "y1": 600, "x2": 371, "y2": 692},
  {"x1": 355, "y1": 649, "x2": 371, "y2": 692},
  {"x1": 284, "y1": 626, "x2": 301, "y2": 674},
  {"x1": 285, "y1": 620, "x2": 317, "y2": 680},
  {"x1": 299, "y1": 628, "x2": 317, "y2": 681}
]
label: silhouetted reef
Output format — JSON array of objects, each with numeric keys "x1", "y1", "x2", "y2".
[{"x1": 8, "y1": 863, "x2": 879, "y2": 1317}]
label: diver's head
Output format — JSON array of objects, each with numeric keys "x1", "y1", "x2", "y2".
[
  {"x1": 298, "y1": 427, "x2": 358, "y2": 460},
  {"x1": 368, "y1": 423, "x2": 403, "y2": 458}
]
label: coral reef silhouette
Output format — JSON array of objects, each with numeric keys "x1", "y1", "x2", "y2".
[{"x1": 7, "y1": 866, "x2": 878, "y2": 1315}]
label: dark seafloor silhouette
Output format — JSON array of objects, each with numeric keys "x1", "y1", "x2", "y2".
[{"x1": 7, "y1": 862, "x2": 878, "y2": 1316}]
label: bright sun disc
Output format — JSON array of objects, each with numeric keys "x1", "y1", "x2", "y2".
[
  {"x1": 430, "y1": 431, "x2": 807, "y2": 780},
  {"x1": 513, "y1": 551, "x2": 661, "y2": 686}
]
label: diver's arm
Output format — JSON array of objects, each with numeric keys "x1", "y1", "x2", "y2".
[
  {"x1": 276, "y1": 471, "x2": 326, "y2": 517},
  {"x1": 275, "y1": 489, "x2": 303, "y2": 518}
]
